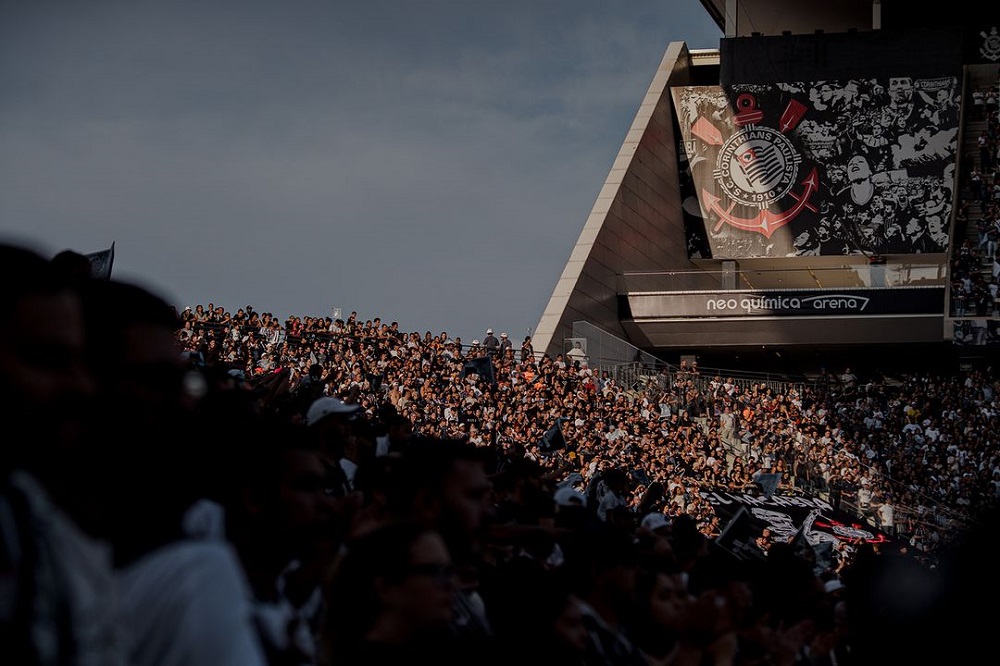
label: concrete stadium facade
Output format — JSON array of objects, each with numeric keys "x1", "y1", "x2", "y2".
[{"x1": 532, "y1": 1, "x2": 1000, "y2": 372}]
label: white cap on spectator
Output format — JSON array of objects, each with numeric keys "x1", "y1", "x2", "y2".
[
  {"x1": 487, "y1": 328, "x2": 493, "y2": 334},
  {"x1": 641, "y1": 513, "x2": 671, "y2": 532},
  {"x1": 553, "y1": 486, "x2": 587, "y2": 508},
  {"x1": 824, "y1": 578, "x2": 845, "y2": 594},
  {"x1": 306, "y1": 396, "x2": 361, "y2": 426}
]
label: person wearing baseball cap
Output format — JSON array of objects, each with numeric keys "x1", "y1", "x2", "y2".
[
  {"x1": 499, "y1": 332, "x2": 513, "y2": 355},
  {"x1": 305, "y1": 396, "x2": 361, "y2": 426},
  {"x1": 305, "y1": 396, "x2": 362, "y2": 497},
  {"x1": 484, "y1": 328, "x2": 500, "y2": 356}
]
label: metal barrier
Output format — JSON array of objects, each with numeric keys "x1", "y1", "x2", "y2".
[
  {"x1": 569, "y1": 320, "x2": 813, "y2": 398},
  {"x1": 569, "y1": 321, "x2": 662, "y2": 369}
]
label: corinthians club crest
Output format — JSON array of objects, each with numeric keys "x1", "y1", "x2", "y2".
[
  {"x1": 692, "y1": 92, "x2": 818, "y2": 239},
  {"x1": 982, "y1": 27, "x2": 1000, "y2": 62}
]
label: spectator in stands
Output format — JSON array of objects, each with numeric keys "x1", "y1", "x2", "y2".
[
  {"x1": 562, "y1": 522, "x2": 648, "y2": 666},
  {"x1": 498, "y1": 331, "x2": 513, "y2": 357},
  {"x1": 0, "y1": 243, "x2": 130, "y2": 665},
  {"x1": 162, "y1": 291, "x2": 1000, "y2": 660},
  {"x1": 520, "y1": 334, "x2": 534, "y2": 362},
  {"x1": 755, "y1": 528, "x2": 775, "y2": 554},
  {"x1": 78, "y1": 277, "x2": 269, "y2": 666},
  {"x1": 381, "y1": 438, "x2": 498, "y2": 660},
  {"x1": 973, "y1": 87, "x2": 986, "y2": 119},
  {"x1": 980, "y1": 129, "x2": 992, "y2": 172},
  {"x1": 481, "y1": 557, "x2": 589, "y2": 665},
  {"x1": 567, "y1": 340, "x2": 588, "y2": 368},
  {"x1": 222, "y1": 415, "x2": 349, "y2": 665},
  {"x1": 305, "y1": 396, "x2": 363, "y2": 496},
  {"x1": 483, "y1": 328, "x2": 500, "y2": 357},
  {"x1": 876, "y1": 497, "x2": 895, "y2": 536},
  {"x1": 319, "y1": 521, "x2": 463, "y2": 665}
]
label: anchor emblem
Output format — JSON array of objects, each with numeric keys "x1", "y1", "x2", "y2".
[{"x1": 704, "y1": 168, "x2": 820, "y2": 237}]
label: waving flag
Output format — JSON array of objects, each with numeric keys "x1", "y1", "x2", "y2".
[
  {"x1": 537, "y1": 417, "x2": 569, "y2": 453},
  {"x1": 753, "y1": 472, "x2": 782, "y2": 498},
  {"x1": 462, "y1": 355, "x2": 496, "y2": 385},
  {"x1": 85, "y1": 242, "x2": 115, "y2": 280}
]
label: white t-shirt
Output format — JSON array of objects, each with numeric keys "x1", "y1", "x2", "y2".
[
  {"x1": 7, "y1": 471, "x2": 129, "y2": 666},
  {"x1": 117, "y1": 540, "x2": 267, "y2": 666},
  {"x1": 340, "y1": 457, "x2": 359, "y2": 490},
  {"x1": 877, "y1": 503, "x2": 894, "y2": 529}
]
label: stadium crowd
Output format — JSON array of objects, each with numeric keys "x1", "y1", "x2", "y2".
[
  {"x1": 3, "y1": 240, "x2": 1000, "y2": 665},
  {"x1": 950, "y1": 94, "x2": 1000, "y2": 328},
  {"x1": 176, "y1": 300, "x2": 998, "y2": 552}
]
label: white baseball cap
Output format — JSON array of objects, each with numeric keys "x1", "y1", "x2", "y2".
[
  {"x1": 306, "y1": 397, "x2": 361, "y2": 426},
  {"x1": 553, "y1": 486, "x2": 587, "y2": 508},
  {"x1": 641, "y1": 513, "x2": 671, "y2": 532},
  {"x1": 824, "y1": 579, "x2": 845, "y2": 594}
]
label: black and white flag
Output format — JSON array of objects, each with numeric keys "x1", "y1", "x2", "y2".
[
  {"x1": 537, "y1": 417, "x2": 569, "y2": 453},
  {"x1": 85, "y1": 242, "x2": 115, "y2": 280}
]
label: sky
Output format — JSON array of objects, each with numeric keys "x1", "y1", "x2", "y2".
[{"x1": 0, "y1": 0, "x2": 721, "y2": 344}]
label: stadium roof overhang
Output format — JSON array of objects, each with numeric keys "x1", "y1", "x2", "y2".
[
  {"x1": 698, "y1": 0, "x2": 884, "y2": 38},
  {"x1": 619, "y1": 254, "x2": 948, "y2": 349},
  {"x1": 621, "y1": 307, "x2": 946, "y2": 349}
]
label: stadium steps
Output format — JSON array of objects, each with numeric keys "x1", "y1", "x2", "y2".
[{"x1": 957, "y1": 65, "x2": 999, "y2": 294}]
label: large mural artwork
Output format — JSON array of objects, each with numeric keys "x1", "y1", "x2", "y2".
[{"x1": 673, "y1": 76, "x2": 960, "y2": 259}]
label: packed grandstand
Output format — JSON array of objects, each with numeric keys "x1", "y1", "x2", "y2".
[
  {"x1": 176, "y1": 303, "x2": 1000, "y2": 565},
  {"x1": 7, "y1": 239, "x2": 1000, "y2": 665}
]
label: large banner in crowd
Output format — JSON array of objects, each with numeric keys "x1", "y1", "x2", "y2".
[
  {"x1": 702, "y1": 487, "x2": 893, "y2": 562},
  {"x1": 672, "y1": 76, "x2": 960, "y2": 260}
]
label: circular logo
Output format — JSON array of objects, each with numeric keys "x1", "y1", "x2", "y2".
[
  {"x1": 714, "y1": 126, "x2": 801, "y2": 208},
  {"x1": 981, "y1": 28, "x2": 1000, "y2": 61}
]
